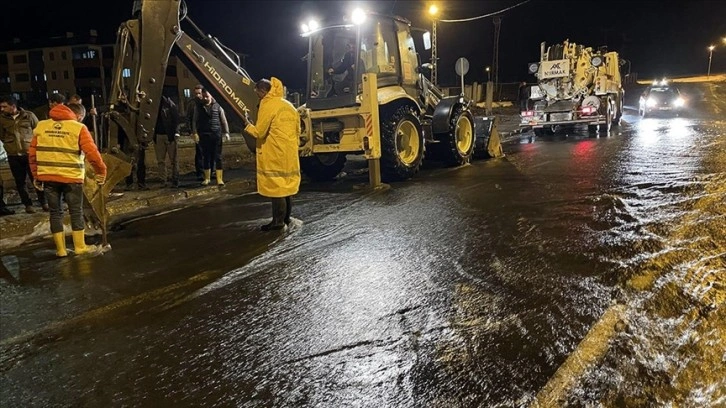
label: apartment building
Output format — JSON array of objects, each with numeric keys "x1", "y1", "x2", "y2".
[{"x1": 0, "y1": 30, "x2": 204, "y2": 113}]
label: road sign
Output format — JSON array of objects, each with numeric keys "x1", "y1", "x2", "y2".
[
  {"x1": 455, "y1": 57, "x2": 470, "y2": 76},
  {"x1": 455, "y1": 57, "x2": 469, "y2": 96}
]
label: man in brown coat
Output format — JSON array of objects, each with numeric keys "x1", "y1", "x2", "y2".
[{"x1": 0, "y1": 95, "x2": 47, "y2": 213}]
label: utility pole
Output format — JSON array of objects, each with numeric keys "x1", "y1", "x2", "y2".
[
  {"x1": 707, "y1": 45, "x2": 714, "y2": 78},
  {"x1": 492, "y1": 16, "x2": 502, "y2": 90}
]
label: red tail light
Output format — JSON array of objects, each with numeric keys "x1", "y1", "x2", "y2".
[{"x1": 580, "y1": 106, "x2": 596, "y2": 115}]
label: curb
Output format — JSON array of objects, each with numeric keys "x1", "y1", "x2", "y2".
[{"x1": 0, "y1": 178, "x2": 257, "y2": 252}]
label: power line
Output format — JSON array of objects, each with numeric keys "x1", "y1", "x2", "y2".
[{"x1": 439, "y1": 0, "x2": 531, "y2": 23}]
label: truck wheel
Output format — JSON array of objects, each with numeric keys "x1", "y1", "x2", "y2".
[
  {"x1": 613, "y1": 96, "x2": 623, "y2": 126},
  {"x1": 380, "y1": 105, "x2": 424, "y2": 181},
  {"x1": 533, "y1": 128, "x2": 546, "y2": 137},
  {"x1": 300, "y1": 153, "x2": 347, "y2": 181},
  {"x1": 434, "y1": 105, "x2": 474, "y2": 166},
  {"x1": 599, "y1": 102, "x2": 612, "y2": 134}
]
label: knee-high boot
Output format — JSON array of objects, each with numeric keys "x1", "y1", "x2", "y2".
[
  {"x1": 72, "y1": 230, "x2": 98, "y2": 255},
  {"x1": 261, "y1": 198, "x2": 287, "y2": 231},
  {"x1": 52, "y1": 232, "x2": 68, "y2": 257}
]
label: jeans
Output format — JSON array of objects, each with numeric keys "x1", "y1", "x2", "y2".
[
  {"x1": 44, "y1": 182, "x2": 84, "y2": 233},
  {"x1": 125, "y1": 146, "x2": 147, "y2": 187},
  {"x1": 154, "y1": 134, "x2": 179, "y2": 184},
  {"x1": 8, "y1": 155, "x2": 45, "y2": 207}
]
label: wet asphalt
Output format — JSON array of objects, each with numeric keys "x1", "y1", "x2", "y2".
[{"x1": 1, "y1": 82, "x2": 724, "y2": 407}]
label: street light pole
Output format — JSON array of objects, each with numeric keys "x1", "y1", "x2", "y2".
[
  {"x1": 707, "y1": 45, "x2": 715, "y2": 78},
  {"x1": 428, "y1": 5, "x2": 439, "y2": 86}
]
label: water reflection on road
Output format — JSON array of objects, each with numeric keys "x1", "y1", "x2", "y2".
[{"x1": 1, "y1": 111, "x2": 724, "y2": 407}]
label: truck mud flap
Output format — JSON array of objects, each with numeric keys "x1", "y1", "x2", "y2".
[
  {"x1": 83, "y1": 153, "x2": 132, "y2": 228},
  {"x1": 473, "y1": 116, "x2": 504, "y2": 159}
]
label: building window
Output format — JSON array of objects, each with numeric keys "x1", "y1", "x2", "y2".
[
  {"x1": 12, "y1": 55, "x2": 28, "y2": 64},
  {"x1": 49, "y1": 52, "x2": 55, "y2": 61},
  {"x1": 15, "y1": 73, "x2": 30, "y2": 82},
  {"x1": 122, "y1": 68, "x2": 131, "y2": 78},
  {"x1": 51, "y1": 71, "x2": 57, "y2": 80},
  {"x1": 43, "y1": 73, "x2": 47, "y2": 81},
  {"x1": 183, "y1": 88, "x2": 191, "y2": 98},
  {"x1": 63, "y1": 71, "x2": 69, "y2": 79},
  {"x1": 61, "y1": 51, "x2": 67, "y2": 60}
]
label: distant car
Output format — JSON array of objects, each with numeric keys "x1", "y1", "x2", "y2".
[{"x1": 638, "y1": 83, "x2": 686, "y2": 117}]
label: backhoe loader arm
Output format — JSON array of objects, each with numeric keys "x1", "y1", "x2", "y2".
[{"x1": 105, "y1": 0, "x2": 259, "y2": 155}]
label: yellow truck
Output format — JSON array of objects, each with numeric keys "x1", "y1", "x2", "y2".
[{"x1": 520, "y1": 40, "x2": 624, "y2": 136}]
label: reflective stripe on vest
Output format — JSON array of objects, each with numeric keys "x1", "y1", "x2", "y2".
[{"x1": 34, "y1": 119, "x2": 85, "y2": 179}]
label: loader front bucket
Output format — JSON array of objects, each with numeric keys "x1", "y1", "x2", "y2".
[
  {"x1": 473, "y1": 116, "x2": 505, "y2": 159},
  {"x1": 83, "y1": 153, "x2": 132, "y2": 228}
]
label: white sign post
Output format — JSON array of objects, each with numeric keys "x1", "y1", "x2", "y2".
[{"x1": 455, "y1": 57, "x2": 469, "y2": 96}]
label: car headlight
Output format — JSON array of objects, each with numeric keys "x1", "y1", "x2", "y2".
[
  {"x1": 674, "y1": 97, "x2": 685, "y2": 107},
  {"x1": 591, "y1": 56, "x2": 603, "y2": 67},
  {"x1": 528, "y1": 62, "x2": 539, "y2": 74},
  {"x1": 646, "y1": 98, "x2": 657, "y2": 107}
]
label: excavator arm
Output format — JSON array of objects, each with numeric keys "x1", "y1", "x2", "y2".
[
  {"x1": 105, "y1": 0, "x2": 258, "y2": 156},
  {"x1": 85, "y1": 0, "x2": 260, "y2": 231}
]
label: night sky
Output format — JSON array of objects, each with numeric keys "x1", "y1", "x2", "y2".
[{"x1": 2, "y1": 0, "x2": 725, "y2": 89}]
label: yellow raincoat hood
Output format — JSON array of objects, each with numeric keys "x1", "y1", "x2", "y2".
[{"x1": 244, "y1": 77, "x2": 301, "y2": 198}]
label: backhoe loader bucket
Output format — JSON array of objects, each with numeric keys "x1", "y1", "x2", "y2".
[
  {"x1": 83, "y1": 153, "x2": 132, "y2": 229},
  {"x1": 473, "y1": 116, "x2": 504, "y2": 159}
]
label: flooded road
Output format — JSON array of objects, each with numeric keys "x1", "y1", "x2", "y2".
[{"x1": 2, "y1": 85, "x2": 724, "y2": 407}]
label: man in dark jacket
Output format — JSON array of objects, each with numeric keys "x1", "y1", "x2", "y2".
[
  {"x1": 154, "y1": 96, "x2": 181, "y2": 188},
  {"x1": 0, "y1": 95, "x2": 47, "y2": 213},
  {"x1": 192, "y1": 88, "x2": 229, "y2": 186},
  {"x1": 186, "y1": 84, "x2": 205, "y2": 180},
  {"x1": 517, "y1": 81, "x2": 530, "y2": 112}
]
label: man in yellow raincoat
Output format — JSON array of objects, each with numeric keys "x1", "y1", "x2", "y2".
[{"x1": 243, "y1": 77, "x2": 301, "y2": 231}]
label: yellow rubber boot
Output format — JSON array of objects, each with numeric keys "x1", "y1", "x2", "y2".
[
  {"x1": 72, "y1": 230, "x2": 96, "y2": 255},
  {"x1": 201, "y1": 169, "x2": 211, "y2": 186},
  {"x1": 52, "y1": 232, "x2": 68, "y2": 257},
  {"x1": 216, "y1": 169, "x2": 224, "y2": 186}
]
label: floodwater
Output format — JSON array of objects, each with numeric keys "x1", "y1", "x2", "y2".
[{"x1": 1, "y1": 83, "x2": 724, "y2": 407}]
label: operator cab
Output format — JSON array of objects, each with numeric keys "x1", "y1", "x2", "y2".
[{"x1": 303, "y1": 12, "x2": 418, "y2": 110}]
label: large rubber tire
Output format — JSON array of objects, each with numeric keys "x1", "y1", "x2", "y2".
[
  {"x1": 434, "y1": 105, "x2": 475, "y2": 166},
  {"x1": 613, "y1": 95, "x2": 623, "y2": 126},
  {"x1": 380, "y1": 105, "x2": 425, "y2": 182},
  {"x1": 300, "y1": 153, "x2": 347, "y2": 181},
  {"x1": 599, "y1": 100, "x2": 612, "y2": 135},
  {"x1": 533, "y1": 128, "x2": 546, "y2": 137}
]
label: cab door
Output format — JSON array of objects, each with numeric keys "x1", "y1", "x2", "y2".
[{"x1": 396, "y1": 20, "x2": 418, "y2": 98}]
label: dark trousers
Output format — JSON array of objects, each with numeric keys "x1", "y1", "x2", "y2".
[
  {"x1": 518, "y1": 99, "x2": 529, "y2": 112},
  {"x1": 154, "y1": 134, "x2": 179, "y2": 183},
  {"x1": 125, "y1": 147, "x2": 147, "y2": 187},
  {"x1": 0, "y1": 183, "x2": 8, "y2": 209},
  {"x1": 194, "y1": 143, "x2": 204, "y2": 177},
  {"x1": 8, "y1": 155, "x2": 45, "y2": 207},
  {"x1": 200, "y1": 132, "x2": 222, "y2": 171},
  {"x1": 44, "y1": 182, "x2": 84, "y2": 233}
]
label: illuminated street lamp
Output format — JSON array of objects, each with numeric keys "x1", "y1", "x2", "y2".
[
  {"x1": 707, "y1": 45, "x2": 715, "y2": 78},
  {"x1": 485, "y1": 66, "x2": 491, "y2": 82},
  {"x1": 428, "y1": 4, "x2": 439, "y2": 86}
]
